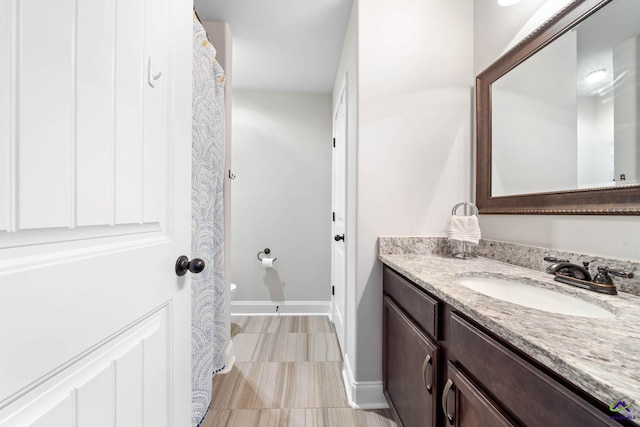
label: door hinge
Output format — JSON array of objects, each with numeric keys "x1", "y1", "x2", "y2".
[
  {"x1": 332, "y1": 212, "x2": 335, "y2": 222},
  {"x1": 332, "y1": 285, "x2": 335, "y2": 296},
  {"x1": 333, "y1": 138, "x2": 335, "y2": 148}
]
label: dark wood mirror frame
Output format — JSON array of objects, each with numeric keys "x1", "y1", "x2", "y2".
[{"x1": 476, "y1": 0, "x2": 640, "y2": 215}]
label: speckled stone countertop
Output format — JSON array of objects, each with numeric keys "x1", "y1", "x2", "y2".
[{"x1": 379, "y1": 252, "x2": 640, "y2": 421}]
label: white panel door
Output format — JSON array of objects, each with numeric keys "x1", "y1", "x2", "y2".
[
  {"x1": 0, "y1": 0, "x2": 192, "y2": 425},
  {"x1": 332, "y1": 82, "x2": 347, "y2": 354}
]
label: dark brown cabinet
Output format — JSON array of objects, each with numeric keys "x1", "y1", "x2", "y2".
[
  {"x1": 449, "y1": 314, "x2": 618, "y2": 427},
  {"x1": 382, "y1": 265, "x2": 627, "y2": 427},
  {"x1": 441, "y1": 361, "x2": 516, "y2": 427},
  {"x1": 384, "y1": 296, "x2": 439, "y2": 426}
]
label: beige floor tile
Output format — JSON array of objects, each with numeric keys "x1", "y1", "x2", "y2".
[
  {"x1": 276, "y1": 362, "x2": 315, "y2": 408},
  {"x1": 202, "y1": 409, "x2": 306, "y2": 427},
  {"x1": 247, "y1": 333, "x2": 306, "y2": 362},
  {"x1": 313, "y1": 362, "x2": 349, "y2": 408},
  {"x1": 234, "y1": 333, "x2": 341, "y2": 363},
  {"x1": 201, "y1": 316, "x2": 393, "y2": 427},
  {"x1": 231, "y1": 315, "x2": 334, "y2": 334},
  {"x1": 228, "y1": 316, "x2": 280, "y2": 334},
  {"x1": 232, "y1": 333, "x2": 261, "y2": 362},
  {"x1": 210, "y1": 363, "x2": 267, "y2": 410},
  {"x1": 209, "y1": 364, "x2": 242, "y2": 410},
  {"x1": 298, "y1": 316, "x2": 335, "y2": 333},
  {"x1": 280, "y1": 334, "x2": 310, "y2": 361},
  {"x1": 211, "y1": 362, "x2": 316, "y2": 410},
  {"x1": 246, "y1": 362, "x2": 281, "y2": 409},
  {"x1": 355, "y1": 409, "x2": 398, "y2": 427},
  {"x1": 306, "y1": 408, "x2": 397, "y2": 427},
  {"x1": 308, "y1": 333, "x2": 341, "y2": 362},
  {"x1": 306, "y1": 408, "x2": 358, "y2": 427}
]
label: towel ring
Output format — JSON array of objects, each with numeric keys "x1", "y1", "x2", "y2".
[{"x1": 451, "y1": 202, "x2": 478, "y2": 217}]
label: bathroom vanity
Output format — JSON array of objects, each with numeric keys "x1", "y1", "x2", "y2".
[
  {"x1": 382, "y1": 0, "x2": 640, "y2": 424},
  {"x1": 380, "y1": 252, "x2": 640, "y2": 427}
]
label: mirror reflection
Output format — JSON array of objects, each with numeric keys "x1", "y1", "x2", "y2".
[{"x1": 491, "y1": 0, "x2": 640, "y2": 197}]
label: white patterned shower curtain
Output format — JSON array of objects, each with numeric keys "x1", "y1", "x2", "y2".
[{"x1": 191, "y1": 16, "x2": 228, "y2": 427}]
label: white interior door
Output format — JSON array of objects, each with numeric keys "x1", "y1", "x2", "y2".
[
  {"x1": 0, "y1": 0, "x2": 192, "y2": 425},
  {"x1": 332, "y1": 83, "x2": 347, "y2": 354}
]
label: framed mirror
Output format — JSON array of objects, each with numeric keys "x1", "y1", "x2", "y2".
[{"x1": 476, "y1": 0, "x2": 640, "y2": 215}]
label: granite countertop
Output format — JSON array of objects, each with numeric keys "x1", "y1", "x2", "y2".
[{"x1": 379, "y1": 253, "x2": 640, "y2": 419}]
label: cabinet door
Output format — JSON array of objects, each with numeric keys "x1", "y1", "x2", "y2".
[
  {"x1": 384, "y1": 296, "x2": 438, "y2": 427},
  {"x1": 441, "y1": 362, "x2": 517, "y2": 427},
  {"x1": 449, "y1": 314, "x2": 618, "y2": 426}
]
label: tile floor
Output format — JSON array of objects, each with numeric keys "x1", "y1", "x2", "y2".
[{"x1": 199, "y1": 315, "x2": 397, "y2": 427}]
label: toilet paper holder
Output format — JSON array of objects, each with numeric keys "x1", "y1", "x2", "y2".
[{"x1": 257, "y1": 248, "x2": 278, "y2": 262}]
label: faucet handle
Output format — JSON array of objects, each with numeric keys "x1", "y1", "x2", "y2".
[
  {"x1": 544, "y1": 256, "x2": 569, "y2": 263},
  {"x1": 608, "y1": 268, "x2": 634, "y2": 279},
  {"x1": 593, "y1": 266, "x2": 634, "y2": 285}
]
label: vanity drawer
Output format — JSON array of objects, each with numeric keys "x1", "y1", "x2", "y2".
[
  {"x1": 383, "y1": 266, "x2": 439, "y2": 340},
  {"x1": 450, "y1": 313, "x2": 617, "y2": 427}
]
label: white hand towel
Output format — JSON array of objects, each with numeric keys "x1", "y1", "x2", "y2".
[{"x1": 448, "y1": 215, "x2": 481, "y2": 244}]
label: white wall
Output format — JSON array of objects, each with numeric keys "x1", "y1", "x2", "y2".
[
  {"x1": 474, "y1": 0, "x2": 640, "y2": 261},
  {"x1": 341, "y1": 0, "x2": 473, "y2": 400},
  {"x1": 473, "y1": 0, "x2": 551, "y2": 74},
  {"x1": 230, "y1": 90, "x2": 332, "y2": 303}
]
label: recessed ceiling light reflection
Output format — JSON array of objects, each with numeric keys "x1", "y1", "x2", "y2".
[{"x1": 585, "y1": 69, "x2": 607, "y2": 84}]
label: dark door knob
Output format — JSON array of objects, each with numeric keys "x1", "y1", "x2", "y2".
[
  {"x1": 334, "y1": 234, "x2": 345, "y2": 242},
  {"x1": 175, "y1": 256, "x2": 205, "y2": 276}
]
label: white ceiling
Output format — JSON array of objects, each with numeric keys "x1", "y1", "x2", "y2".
[{"x1": 195, "y1": 0, "x2": 353, "y2": 94}]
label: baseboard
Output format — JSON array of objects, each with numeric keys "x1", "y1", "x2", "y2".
[
  {"x1": 230, "y1": 301, "x2": 331, "y2": 316},
  {"x1": 342, "y1": 354, "x2": 389, "y2": 410}
]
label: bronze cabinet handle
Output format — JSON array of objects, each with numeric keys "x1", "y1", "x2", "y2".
[
  {"x1": 422, "y1": 354, "x2": 433, "y2": 394},
  {"x1": 442, "y1": 378, "x2": 455, "y2": 425}
]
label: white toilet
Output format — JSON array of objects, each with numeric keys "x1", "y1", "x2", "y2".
[{"x1": 230, "y1": 282, "x2": 237, "y2": 300}]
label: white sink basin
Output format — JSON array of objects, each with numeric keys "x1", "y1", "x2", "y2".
[{"x1": 458, "y1": 277, "x2": 615, "y2": 319}]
